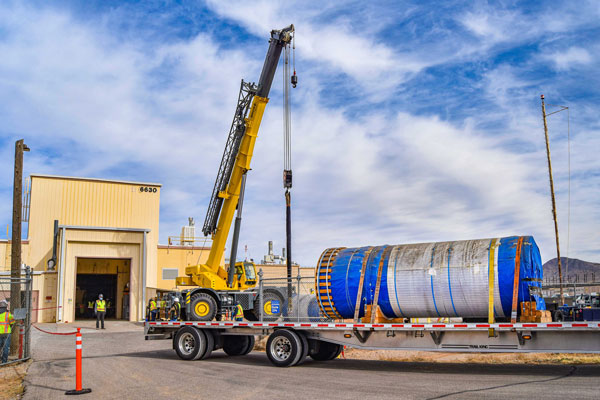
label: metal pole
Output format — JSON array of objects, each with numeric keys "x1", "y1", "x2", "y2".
[
  {"x1": 25, "y1": 267, "x2": 32, "y2": 358},
  {"x1": 10, "y1": 139, "x2": 29, "y2": 354},
  {"x1": 285, "y1": 190, "x2": 292, "y2": 314},
  {"x1": 258, "y1": 269, "x2": 264, "y2": 321},
  {"x1": 541, "y1": 95, "x2": 564, "y2": 305}
]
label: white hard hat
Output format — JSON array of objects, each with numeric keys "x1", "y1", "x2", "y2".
[
  {"x1": 174, "y1": 298, "x2": 179, "y2": 302},
  {"x1": 0, "y1": 299, "x2": 8, "y2": 307}
]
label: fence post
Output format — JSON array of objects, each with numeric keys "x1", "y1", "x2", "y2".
[{"x1": 65, "y1": 328, "x2": 91, "y2": 395}]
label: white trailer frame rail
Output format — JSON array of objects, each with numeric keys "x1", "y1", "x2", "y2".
[{"x1": 145, "y1": 320, "x2": 600, "y2": 367}]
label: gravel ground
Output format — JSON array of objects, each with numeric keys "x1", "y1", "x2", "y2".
[{"x1": 21, "y1": 321, "x2": 600, "y2": 400}]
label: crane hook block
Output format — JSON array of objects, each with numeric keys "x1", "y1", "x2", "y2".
[
  {"x1": 283, "y1": 169, "x2": 293, "y2": 189},
  {"x1": 291, "y1": 71, "x2": 298, "y2": 88}
]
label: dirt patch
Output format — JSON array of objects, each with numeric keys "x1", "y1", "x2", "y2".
[
  {"x1": 0, "y1": 360, "x2": 31, "y2": 400},
  {"x1": 342, "y1": 348, "x2": 600, "y2": 364}
]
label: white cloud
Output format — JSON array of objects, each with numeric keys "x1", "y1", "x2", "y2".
[
  {"x1": 204, "y1": 0, "x2": 426, "y2": 94},
  {"x1": 543, "y1": 47, "x2": 593, "y2": 71}
]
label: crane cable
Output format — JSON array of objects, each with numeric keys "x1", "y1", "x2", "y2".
[{"x1": 283, "y1": 42, "x2": 292, "y2": 175}]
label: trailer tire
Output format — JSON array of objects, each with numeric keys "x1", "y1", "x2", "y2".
[
  {"x1": 223, "y1": 335, "x2": 253, "y2": 356},
  {"x1": 200, "y1": 329, "x2": 215, "y2": 360},
  {"x1": 174, "y1": 327, "x2": 207, "y2": 361},
  {"x1": 266, "y1": 329, "x2": 303, "y2": 367},
  {"x1": 296, "y1": 331, "x2": 309, "y2": 365},
  {"x1": 309, "y1": 340, "x2": 341, "y2": 361},
  {"x1": 189, "y1": 293, "x2": 218, "y2": 321}
]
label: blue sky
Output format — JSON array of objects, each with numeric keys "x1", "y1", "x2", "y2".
[{"x1": 0, "y1": 0, "x2": 598, "y2": 266}]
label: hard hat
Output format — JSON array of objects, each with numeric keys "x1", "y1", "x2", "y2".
[
  {"x1": 0, "y1": 299, "x2": 8, "y2": 307},
  {"x1": 174, "y1": 298, "x2": 179, "y2": 302}
]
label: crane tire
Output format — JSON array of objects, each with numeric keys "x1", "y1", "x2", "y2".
[{"x1": 189, "y1": 293, "x2": 218, "y2": 321}]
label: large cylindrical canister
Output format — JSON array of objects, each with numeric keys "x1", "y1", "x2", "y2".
[{"x1": 316, "y1": 236, "x2": 545, "y2": 320}]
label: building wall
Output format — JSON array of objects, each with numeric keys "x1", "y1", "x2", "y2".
[
  {"x1": 156, "y1": 245, "x2": 212, "y2": 291},
  {"x1": 26, "y1": 175, "x2": 160, "y2": 290}
]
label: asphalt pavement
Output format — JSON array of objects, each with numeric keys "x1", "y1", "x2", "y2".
[{"x1": 23, "y1": 321, "x2": 600, "y2": 399}]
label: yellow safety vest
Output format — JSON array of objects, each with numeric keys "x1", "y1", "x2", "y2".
[
  {"x1": 0, "y1": 311, "x2": 14, "y2": 334},
  {"x1": 150, "y1": 300, "x2": 157, "y2": 311},
  {"x1": 96, "y1": 300, "x2": 106, "y2": 312},
  {"x1": 234, "y1": 304, "x2": 243, "y2": 318}
]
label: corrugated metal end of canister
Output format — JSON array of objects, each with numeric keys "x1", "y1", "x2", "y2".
[
  {"x1": 315, "y1": 236, "x2": 546, "y2": 321},
  {"x1": 315, "y1": 247, "x2": 345, "y2": 319}
]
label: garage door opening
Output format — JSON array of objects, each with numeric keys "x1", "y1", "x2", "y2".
[{"x1": 75, "y1": 258, "x2": 131, "y2": 320}]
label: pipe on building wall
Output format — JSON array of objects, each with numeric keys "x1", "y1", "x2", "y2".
[
  {"x1": 142, "y1": 231, "x2": 147, "y2": 322},
  {"x1": 57, "y1": 227, "x2": 66, "y2": 321}
]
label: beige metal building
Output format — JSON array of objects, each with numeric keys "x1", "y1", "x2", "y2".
[{"x1": 0, "y1": 174, "x2": 313, "y2": 323}]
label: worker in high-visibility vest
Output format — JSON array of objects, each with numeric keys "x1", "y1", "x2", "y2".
[
  {"x1": 94, "y1": 294, "x2": 106, "y2": 330},
  {"x1": 169, "y1": 298, "x2": 181, "y2": 321},
  {"x1": 149, "y1": 297, "x2": 158, "y2": 321},
  {"x1": 232, "y1": 302, "x2": 244, "y2": 322},
  {"x1": 0, "y1": 300, "x2": 16, "y2": 364}
]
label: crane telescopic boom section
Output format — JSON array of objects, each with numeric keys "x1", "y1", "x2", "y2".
[{"x1": 183, "y1": 25, "x2": 294, "y2": 286}]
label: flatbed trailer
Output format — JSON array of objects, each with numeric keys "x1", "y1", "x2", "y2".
[{"x1": 145, "y1": 319, "x2": 600, "y2": 367}]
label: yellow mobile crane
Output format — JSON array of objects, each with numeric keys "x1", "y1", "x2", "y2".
[{"x1": 173, "y1": 25, "x2": 295, "y2": 321}]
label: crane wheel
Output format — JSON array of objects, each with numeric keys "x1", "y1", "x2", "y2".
[
  {"x1": 189, "y1": 293, "x2": 218, "y2": 321},
  {"x1": 223, "y1": 335, "x2": 255, "y2": 356},
  {"x1": 253, "y1": 289, "x2": 284, "y2": 321},
  {"x1": 309, "y1": 340, "x2": 342, "y2": 361}
]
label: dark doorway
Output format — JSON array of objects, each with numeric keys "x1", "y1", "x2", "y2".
[{"x1": 76, "y1": 274, "x2": 117, "y2": 319}]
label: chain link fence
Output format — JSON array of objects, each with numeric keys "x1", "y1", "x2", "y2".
[{"x1": 0, "y1": 267, "x2": 32, "y2": 365}]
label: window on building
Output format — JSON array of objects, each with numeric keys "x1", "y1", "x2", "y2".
[{"x1": 162, "y1": 268, "x2": 179, "y2": 280}]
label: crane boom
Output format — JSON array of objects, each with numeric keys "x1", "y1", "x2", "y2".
[{"x1": 178, "y1": 25, "x2": 294, "y2": 289}]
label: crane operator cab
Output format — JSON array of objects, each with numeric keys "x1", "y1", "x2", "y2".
[{"x1": 232, "y1": 261, "x2": 257, "y2": 290}]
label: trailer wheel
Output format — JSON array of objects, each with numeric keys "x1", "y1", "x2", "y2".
[
  {"x1": 296, "y1": 331, "x2": 309, "y2": 365},
  {"x1": 266, "y1": 329, "x2": 303, "y2": 367},
  {"x1": 200, "y1": 329, "x2": 215, "y2": 360},
  {"x1": 174, "y1": 327, "x2": 207, "y2": 361},
  {"x1": 189, "y1": 293, "x2": 218, "y2": 321},
  {"x1": 309, "y1": 340, "x2": 342, "y2": 361},
  {"x1": 223, "y1": 335, "x2": 254, "y2": 356}
]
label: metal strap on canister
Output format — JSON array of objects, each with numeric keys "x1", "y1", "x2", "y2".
[
  {"x1": 488, "y1": 238, "x2": 498, "y2": 337},
  {"x1": 371, "y1": 246, "x2": 393, "y2": 323},
  {"x1": 511, "y1": 236, "x2": 524, "y2": 323},
  {"x1": 353, "y1": 247, "x2": 373, "y2": 322}
]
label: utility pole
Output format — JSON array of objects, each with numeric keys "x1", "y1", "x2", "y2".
[
  {"x1": 541, "y1": 95, "x2": 564, "y2": 305},
  {"x1": 10, "y1": 139, "x2": 29, "y2": 354}
]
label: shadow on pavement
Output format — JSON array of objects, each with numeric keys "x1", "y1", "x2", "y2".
[{"x1": 202, "y1": 352, "x2": 600, "y2": 377}]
